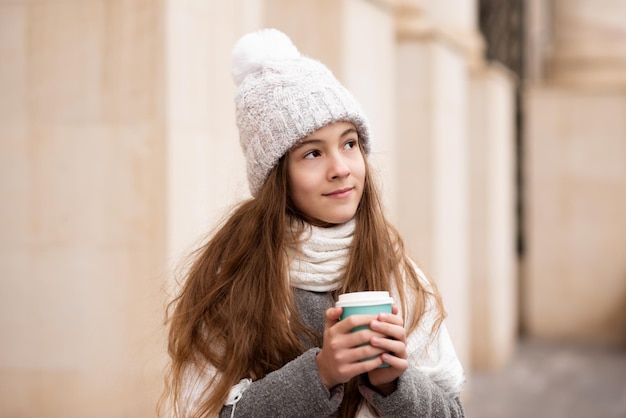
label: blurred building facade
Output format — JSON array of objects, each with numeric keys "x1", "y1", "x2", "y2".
[
  {"x1": 523, "y1": 0, "x2": 626, "y2": 344},
  {"x1": 0, "y1": 0, "x2": 622, "y2": 416}
]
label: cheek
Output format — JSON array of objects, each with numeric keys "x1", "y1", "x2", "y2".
[
  {"x1": 288, "y1": 169, "x2": 317, "y2": 198},
  {"x1": 294, "y1": 176, "x2": 317, "y2": 198},
  {"x1": 352, "y1": 158, "x2": 367, "y2": 185}
]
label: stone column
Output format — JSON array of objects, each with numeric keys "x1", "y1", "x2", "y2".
[
  {"x1": 523, "y1": 0, "x2": 626, "y2": 343},
  {"x1": 0, "y1": 1, "x2": 167, "y2": 416},
  {"x1": 395, "y1": 0, "x2": 472, "y2": 375},
  {"x1": 468, "y1": 64, "x2": 518, "y2": 370},
  {"x1": 165, "y1": 0, "x2": 259, "y2": 266}
]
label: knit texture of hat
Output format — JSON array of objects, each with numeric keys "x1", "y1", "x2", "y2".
[{"x1": 231, "y1": 28, "x2": 371, "y2": 196}]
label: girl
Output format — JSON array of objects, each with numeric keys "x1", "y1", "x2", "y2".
[{"x1": 161, "y1": 29, "x2": 465, "y2": 417}]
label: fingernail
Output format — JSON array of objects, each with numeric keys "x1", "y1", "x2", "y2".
[
  {"x1": 371, "y1": 320, "x2": 379, "y2": 330},
  {"x1": 379, "y1": 313, "x2": 387, "y2": 320},
  {"x1": 372, "y1": 337, "x2": 380, "y2": 345}
]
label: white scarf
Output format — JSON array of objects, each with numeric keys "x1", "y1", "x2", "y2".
[{"x1": 287, "y1": 219, "x2": 355, "y2": 291}]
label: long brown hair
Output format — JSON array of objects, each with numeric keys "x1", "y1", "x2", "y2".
[{"x1": 159, "y1": 146, "x2": 444, "y2": 417}]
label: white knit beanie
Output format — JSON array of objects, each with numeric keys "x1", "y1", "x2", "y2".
[{"x1": 231, "y1": 28, "x2": 371, "y2": 196}]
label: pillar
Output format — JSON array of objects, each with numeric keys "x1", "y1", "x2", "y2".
[
  {"x1": 0, "y1": 1, "x2": 166, "y2": 416},
  {"x1": 523, "y1": 0, "x2": 626, "y2": 343},
  {"x1": 395, "y1": 1, "x2": 472, "y2": 376},
  {"x1": 468, "y1": 64, "x2": 518, "y2": 369}
]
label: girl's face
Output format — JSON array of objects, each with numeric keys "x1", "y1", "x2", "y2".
[{"x1": 287, "y1": 121, "x2": 366, "y2": 225}]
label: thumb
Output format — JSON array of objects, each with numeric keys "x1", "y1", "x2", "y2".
[{"x1": 325, "y1": 307, "x2": 343, "y2": 328}]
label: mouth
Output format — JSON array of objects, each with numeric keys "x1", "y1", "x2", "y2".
[{"x1": 323, "y1": 187, "x2": 354, "y2": 198}]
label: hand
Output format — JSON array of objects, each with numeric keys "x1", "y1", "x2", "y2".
[
  {"x1": 367, "y1": 305, "x2": 408, "y2": 395},
  {"x1": 316, "y1": 307, "x2": 387, "y2": 389}
]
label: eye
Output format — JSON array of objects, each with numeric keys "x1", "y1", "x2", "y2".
[
  {"x1": 303, "y1": 150, "x2": 321, "y2": 159},
  {"x1": 343, "y1": 139, "x2": 358, "y2": 150}
]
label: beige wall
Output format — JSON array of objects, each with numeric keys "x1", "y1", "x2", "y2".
[
  {"x1": 523, "y1": 0, "x2": 626, "y2": 344},
  {"x1": 549, "y1": 0, "x2": 626, "y2": 88},
  {"x1": 524, "y1": 87, "x2": 626, "y2": 343},
  {"x1": 0, "y1": 1, "x2": 167, "y2": 416},
  {"x1": 165, "y1": 0, "x2": 257, "y2": 264}
]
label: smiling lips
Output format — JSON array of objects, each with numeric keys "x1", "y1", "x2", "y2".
[{"x1": 323, "y1": 187, "x2": 354, "y2": 198}]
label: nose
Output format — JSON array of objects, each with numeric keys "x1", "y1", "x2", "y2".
[{"x1": 328, "y1": 153, "x2": 351, "y2": 180}]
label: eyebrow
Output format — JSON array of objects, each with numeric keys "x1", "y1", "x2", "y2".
[{"x1": 291, "y1": 128, "x2": 358, "y2": 151}]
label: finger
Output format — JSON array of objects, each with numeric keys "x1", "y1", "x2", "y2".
[
  {"x1": 325, "y1": 307, "x2": 343, "y2": 328},
  {"x1": 336, "y1": 314, "x2": 378, "y2": 333},
  {"x1": 342, "y1": 343, "x2": 387, "y2": 364},
  {"x1": 392, "y1": 304, "x2": 399, "y2": 315},
  {"x1": 380, "y1": 352, "x2": 409, "y2": 370},
  {"x1": 340, "y1": 327, "x2": 386, "y2": 349},
  {"x1": 370, "y1": 337, "x2": 408, "y2": 359},
  {"x1": 377, "y1": 312, "x2": 403, "y2": 326},
  {"x1": 370, "y1": 319, "x2": 406, "y2": 341},
  {"x1": 344, "y1": 353, "x2": 386, "y2": 374}
]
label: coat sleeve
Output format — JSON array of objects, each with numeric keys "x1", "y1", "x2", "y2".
[
  {"x1": 217, "y1": 348, "x2": 343, "y2": 418},
  {"x1": 358, "y1": 366, "x2": 465, "y2": 417}
]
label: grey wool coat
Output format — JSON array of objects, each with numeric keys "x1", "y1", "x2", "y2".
[{"x1": 215, "y1": 289, "x2": 465, "y2": 418}]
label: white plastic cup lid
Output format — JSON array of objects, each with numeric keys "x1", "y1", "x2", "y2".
[{"x1": 335, "y1": 291, "x2": 394, "y2": 307}]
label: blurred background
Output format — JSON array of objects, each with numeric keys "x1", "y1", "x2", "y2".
[{"x1": 1, "y1": 0, "x2": 625, "y2": 417}]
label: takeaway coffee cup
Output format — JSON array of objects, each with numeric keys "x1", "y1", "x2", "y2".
[{"x1": 336, "y1": 291, "x2": 394, "y2": 367}]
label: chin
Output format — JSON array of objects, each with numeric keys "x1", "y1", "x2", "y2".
[{"x1": 321, "y1": 213, "x2": 357, "y2": 225}]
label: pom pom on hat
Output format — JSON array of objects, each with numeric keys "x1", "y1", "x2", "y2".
[
  {"x1": 232, "y1": 28, "x2": 371, "y2": 196},
  {"x1": 231, "y1": 28, "x2": 301, "y2": 85}
]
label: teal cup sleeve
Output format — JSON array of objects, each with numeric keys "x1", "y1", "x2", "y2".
[
  {"x1": 340, "y1": 303, "x2": 393, "y2": 321},
  {"x1": 339, "y1": 303, "x2": 392, "y2": 367}
]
